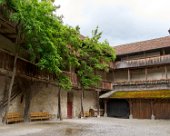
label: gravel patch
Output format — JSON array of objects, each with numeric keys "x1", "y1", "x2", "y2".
[{"x1": 0, "y1": 117, "x2": 169, "y2": 136}]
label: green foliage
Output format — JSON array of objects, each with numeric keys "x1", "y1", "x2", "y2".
[
  {"x1": 0, "y1": 0, "x2": 5, "y2": 4},
  {"x1": 58, "y1": 74, "x2": 72, "y2": 90},
  {"x1": 4, "y1": 0, "x2": 82, "y2": 90},
  {"x1": 1, "y1": 0, "x2": 116, "y2": 91},
  {"x1": 77, "y1": 27, "x2": 116, "y2": 89}
]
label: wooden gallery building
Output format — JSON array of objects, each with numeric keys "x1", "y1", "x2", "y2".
[
  {"x1": 0, "y1": 5, "x2": 113, "y2": 122},
  {"x1": 1, "y1": 4, "x2": 170, "y2": 122},
  {"x1": 100, "y1": 36, "x2": 170, "y2": 119}
]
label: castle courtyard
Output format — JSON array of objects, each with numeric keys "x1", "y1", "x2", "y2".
[{"x1": 0, "y1": 117, "x2": 169, "y2": 136}]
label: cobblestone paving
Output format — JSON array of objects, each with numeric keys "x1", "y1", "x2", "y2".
[{"x1": 0, "y1": 117, "x2": 170, "y2": 136}]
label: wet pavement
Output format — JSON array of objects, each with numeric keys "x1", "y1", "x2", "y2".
[{"x1": 0, "y1": 117, "x2": 170, "y2": 136}]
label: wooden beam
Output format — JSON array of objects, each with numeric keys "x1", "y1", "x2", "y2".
[
  {"x1": 96, "y1": 90, "x2": 100, "y2": 117},
  {"x1": 165, "y1": 66, "x2": 168, "y2": 79},
  {"x1": 104, "y1": 100, "x2": 107, "y2": 117},
  {"x1": 151, "y1": 99, "x2": 155, "y2": 120},
  {"x1": 128, "y1": 69, "x2": 131, "y2": 81},
  {"x1": 145, "y1": 68, "x2": 148, "y2": 80},
  {"x1": 129, "y1": 99, "x2": 133, "y2": 119},
  {"x1": 112, "y1": 71, "x2": 115, "y2": 82}
]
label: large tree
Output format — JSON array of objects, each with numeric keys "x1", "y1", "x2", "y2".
[
  {"x1": 0, "y1": 0, "x2": 116, "y2": 122},
  {"x1": 77, "y1": 27, "x2": 116, "y2": 118},
  {"x1": 1, "y1": 0, "x2": 81, "y2": 122}
]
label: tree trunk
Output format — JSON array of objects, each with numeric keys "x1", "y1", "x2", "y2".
[
  {"x1": 80, "y1": 89, "x2": 84, "y2": 118},
  {"x1": 57, "y1": 88, "x2": 62, "y2": 120},
  {"x1": 3, "y1": 23, "x2": 21, "y2": 124},
  {"x1": 3, "y1": 52, "x2": 18, "y2": 124},
  {"x1": 24, "y1": 82, "x2": 32, "y2": 122}
]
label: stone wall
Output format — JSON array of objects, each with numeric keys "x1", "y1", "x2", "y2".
[
  {"x1": 73, "y1": 90, "x2": 97, "y2": 117},
  {"x1": 2, "y1": 81, "x2": 98, "y2": 119}
]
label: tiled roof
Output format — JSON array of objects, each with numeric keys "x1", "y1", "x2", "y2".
[{"x1": 114, "y1": 36, "x2": 170, "y2": 56}]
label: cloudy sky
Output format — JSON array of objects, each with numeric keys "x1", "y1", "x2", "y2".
[{"x1": 55, "y1": 0, "x2": 170, "y2": 46}]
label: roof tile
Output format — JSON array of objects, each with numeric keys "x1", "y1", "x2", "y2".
[{"x1": 114, "y1": 36, "x2": 170, "y2": 56}]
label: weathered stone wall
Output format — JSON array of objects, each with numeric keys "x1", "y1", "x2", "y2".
[
  {"x1": 30, "y1": 84, "x2": 58, "y2": 116},
  {"x1": 0, "y1": 75, "x2": 8, "y2": 120},
  {"x1": 0, "y1": 75, "x2": 7, "y2": 102},
  {"x1": 72, "y1": 90, "x2": 97, "y2": 117},
  {"x1": 6, "y1": 82, "x2": 97, "y2": 119},
  {"x1": 9, "y1": 94, "x2": 24, "y2": 113}
]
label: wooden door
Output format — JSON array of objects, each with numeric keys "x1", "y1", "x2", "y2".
[
  {"x1": 67, "y1": 92, "x2": 73, "y2": 118},
  {"x1": 132, "y1": 99, "x2": 151, "y2": 119},
  {"x1": 154, "y1": 99, "x2": 170, "y2": 119}
]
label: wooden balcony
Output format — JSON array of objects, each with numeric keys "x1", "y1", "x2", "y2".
[
  {"x1": 115, "y1": 55, "x2": 170, "y2": 69},
  {"x1": 0, "y1": 49, "x2": 78, "y2": 87},
  {"x1": 112, "y1": 79, "x2": 170, "y2": 91},
  {"x1": 99, "y1": 81, "x2": 112, "y2": 90},
  {"x1": 0, "y1": 4, "x2": 17, "y2": 42}
]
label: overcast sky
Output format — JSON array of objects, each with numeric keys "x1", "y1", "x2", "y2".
[{"x1": 55, "y1": 0, "x2": 170, "y2": 46}]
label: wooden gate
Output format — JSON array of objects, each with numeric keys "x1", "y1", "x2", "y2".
[
  {"x1": 131, "y1": 99, "x2": 151, "y2": 119},
  {"x1": 153, "y1": 99, "x2": 170, "y2": 119}
]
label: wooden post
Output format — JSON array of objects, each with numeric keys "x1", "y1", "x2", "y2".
[
  {"x1": 151, "y1": 99, "x2": 155, "y2": 120},
  {"x1": 57, "y1": 87, "x2": 62, "y2": 120},
  {"x1": 80, "y1": 89, "x2": 84, "y2": 118},
  {"x1": 104, "y1": 99, "x2": 107, "y2": 117},
  {"x1": 96, "y1": 90, "x2": 100, "y2": 118},
  {"x1": 162, "y1": 49, "x2": 165, "y2": 55},
  {"x1": 128, "y1": 69, "x2": 131, "y2": 82},
  {"x1": 165, "y1": 66, "x2": 168, "y2": 79},
  {"x1": 112, "y1": 71, "x2": 115, "y2": 82},
  {"x1": 129, "y1": 99, "x2": 133, "y2": 119},
  {"x1": 145, "y1": 68, "x2": 148, "y2": 80}
]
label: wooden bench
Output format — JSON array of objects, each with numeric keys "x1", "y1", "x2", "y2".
[
  {"x1": 5, "y1": 112, "x2": 23, "y2": 124},
  {"x1": 30, "y1": 112, "x2": 51, "y2": 121}
]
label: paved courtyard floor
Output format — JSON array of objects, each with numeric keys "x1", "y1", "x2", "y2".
[{"x1": 0, "y1": 117, "x2": 170, "y2": 136}]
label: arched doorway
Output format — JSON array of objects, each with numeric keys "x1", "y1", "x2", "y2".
[{"x1": 107, "y1": 99, "x2": 130, "y2": 118}]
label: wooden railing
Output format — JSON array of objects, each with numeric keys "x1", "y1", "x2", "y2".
[
  {"x1": 99, "y1": 81, "x2": 112, "y2": 90},
  {"x1": 112, "y1": 79, "x2": 170, "y2": 91},
  {"x1": 0, "y1": 49, "x2": 78, "y2": 87},
  {"x1": 115, "y1": 54, "x2": 170, "y2": 69}
]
